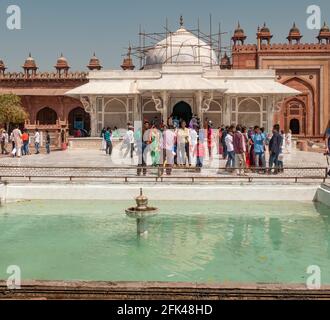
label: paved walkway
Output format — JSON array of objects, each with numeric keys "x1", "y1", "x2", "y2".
[{"x1": 0, "y1": 145, "x2": 328, "y2": 168}]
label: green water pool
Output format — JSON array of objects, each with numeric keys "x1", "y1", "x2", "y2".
[{"x1": 0, "y1": 200, "x2": 329, "y2": 285}]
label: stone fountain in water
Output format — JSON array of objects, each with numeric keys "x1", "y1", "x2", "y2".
[{"x1": 125, "y1": 188, "x2": 158, "y2": 236}]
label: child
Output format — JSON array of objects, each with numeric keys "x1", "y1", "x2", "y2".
[{"x1": 194, "y1": 137, "x2": 205, "y2": 172}]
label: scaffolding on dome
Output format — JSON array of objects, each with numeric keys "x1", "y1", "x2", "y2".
[{"x1": 124, "y1": 15, "x2": 231, "y2": 70}]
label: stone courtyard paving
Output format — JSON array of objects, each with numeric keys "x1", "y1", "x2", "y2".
[{"x1": 0, "y1": 145, "x2": 328, "y2": 169}]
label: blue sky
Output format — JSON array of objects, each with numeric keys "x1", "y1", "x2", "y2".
[{"x1": 0, "y1": 0, "x2": 329, "y2": 71}]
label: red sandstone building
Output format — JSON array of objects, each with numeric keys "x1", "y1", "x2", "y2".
[
  {"x1": 231, "y1": 22, "x2": 330, "y2": 138},
  {"x1": 0, "y1": 53, "x2": 102, "y2": 136},
  {"x1": 0, "y1": 21, "x2": 329, "y2": 139}
]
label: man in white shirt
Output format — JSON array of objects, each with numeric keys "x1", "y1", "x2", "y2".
[
  {"x1": 122, "y1": 125, "x2": 135, "y2": 159},
  {"x1": 225, "y1": 125, "x2": 235, "y2": 172},
  {"x1": 34, "y1": 129, "x2": 41, "y2": 154},
  {"x1": 162, "y1": 125, "x2": 176, "y2": 175}
]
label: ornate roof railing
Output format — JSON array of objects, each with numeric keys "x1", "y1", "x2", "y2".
[
  {"x1": 0, "y1": 72, "x2": 88, "y2": 81},
  {"x1": 233, "y1": 42, "x2": 330, "y2": 52}
]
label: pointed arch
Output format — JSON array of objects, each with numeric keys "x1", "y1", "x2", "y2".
[
  {"x1": 236, "y1": 97, "x2": 262, "y2": 127},
  {"x1": 281, "y1": 77, "x2": 316, "y2": 136},
  {"x1": 104, "y1": 98, "x2": 127, "y2": 113},
  {"x1": 36, "y1": 107, "x2": 58, "y2": 125},
  {"x1": 103, "y1": 98, "x2": 128, "y2": 129}
]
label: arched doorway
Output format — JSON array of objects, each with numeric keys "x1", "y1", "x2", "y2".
[
  {"x1": 283, "y1": 99, "x2": 306, "y2": 136},
  {"x1": 172, "y1": 101, "x2": 193, "y2": 125},
  {"x1": 68, "y1": 107, "x2": 91, "y2": 136},
  {"x1": 290, "y1": 119, "x2": 300, "y2": 135},
  {"x1": 282, "y1": 77, "x2": 315, "y2": 136},
  {"x1": 37, "y1": 107, "x2": 58, "y2": 125}
]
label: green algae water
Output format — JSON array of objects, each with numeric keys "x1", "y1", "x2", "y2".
[{"x1": 0, "y1": 200, "x2": 329, "y2": 284}]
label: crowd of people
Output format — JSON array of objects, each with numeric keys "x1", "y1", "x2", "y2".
[
  {"x1": 2, "y1": 119, "x2": 329, "y2": 176},
  {"x1": 221, "y1": 124, "x2": 292, "y2": 175},
  {"x1": 0, "y1": 126, "x2": 51, "y2": 158},
  {"x1": 100, "y1": 115, "x2": 295, "y2": 176}
]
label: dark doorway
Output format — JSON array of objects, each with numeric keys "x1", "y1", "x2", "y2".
[
  {"x1": 68, "y1": 107, "x2": 91, "y2": 136},
  {"x1": 37, "y1": 107, "x2": 58, "y2": 125},
  {"x1": 290, "y1": 119, "x2": 300, "y2": 135},
  {"x1": 172, "y1": 101, "x2": 193, "y2": 125}
]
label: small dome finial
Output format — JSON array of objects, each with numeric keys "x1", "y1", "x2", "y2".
[
  {"x1": 180, "y1": 15, "x2": 184, "y2": 27},
  {"x1": 87, "y1": 52, "x2": 102, "y2": 71},
  {"x1": 121, "y1": 44, "x2": 135, "y2": 71}
]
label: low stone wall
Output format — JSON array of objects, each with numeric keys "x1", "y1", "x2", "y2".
[
  {"x1": 316, "y1": 184, "x2": 330, "y2": 207},
  {"x1": 68, "y1": 138, "x2": 122, "y2": 150},
  {"x1": 68, "y1": 137, "x2": 102, "y2": 150},
  {"x1": 2, "y1": 183, "x2": 320, "y2": 202},
  {"x1": 1, "y1": 280, "x2": 330, "y2": 300}
]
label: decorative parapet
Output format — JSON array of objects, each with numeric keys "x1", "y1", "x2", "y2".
[
  {"x1": 233, "y1": 43, "x2": 330, "y2": 53},
  {"x1": 232, "y1": 44, "x2": 258, "y2": 52},
  {"x1": 0, "y1": 72, "x2": 88, "y2": 81}
]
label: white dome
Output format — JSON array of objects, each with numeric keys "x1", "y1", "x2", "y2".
[{"x1": 145, "y1": 27, "x2": 218, "y2": 68}]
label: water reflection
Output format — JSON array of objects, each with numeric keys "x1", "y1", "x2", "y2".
[
  {"x1": 269, "y1": 218, "x2": 283, "y2": 250},
  {"x1": 315, "y1": 202, "x2": 330, "y2": 259}
]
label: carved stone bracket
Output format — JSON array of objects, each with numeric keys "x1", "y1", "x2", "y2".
[
  {"x1": 151, "y1": 93, "x2": 163, "y2": 112},
  {"x1": 80, "y1": 96, "x2": 96, "y2": 114},
  {"x1": 202, "y1": 92, "x2": 214, "y2": 113}
]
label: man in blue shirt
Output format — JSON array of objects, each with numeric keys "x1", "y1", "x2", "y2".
[
  {"x1": 252, "y1": 126, "x2": 266, "y2": 171},
  {"x1": 104, "y1": 127, "x2": 112, "y2": 156}
]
